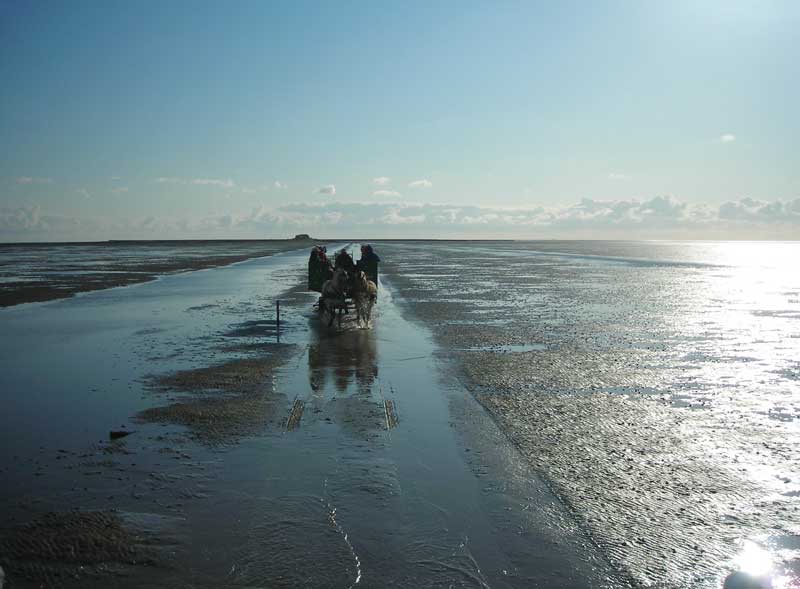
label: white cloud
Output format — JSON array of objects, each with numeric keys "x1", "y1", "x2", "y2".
[
  {"x1": 720, "y1": 133, "x2": 736, "y2": 143},
  {"x1": 379, "y1": 207, "x2": 426, "y2": 224},
  {"x1": 274, "y1": 181, "x2": 287, "y2": 189},
  {"x1": 75, "y1": 188, "x2": 91, "y2": 199},
  {"x1": 608, "y1": 173, "x2": 629, "y2": 180},
  {"x1": 323, "y1": 211, "x2": 343, "y2": 224},
  {"x1": 192, "y1": 178, "x2": 235, "y2": 188},
  {"x1": 274, "y1": 196, "x2": 800, "y2": 234},
  {"x1": 111, "y1": 176, "x2": 122, "y2": 181},
  {"x1": 408, "y1": 179, "x2": 432, "y2": 188},
  {"x1": 155, "y1": 177, "x2": 186, "y2": 184},
  {"x1": 718, "y1": 197, "x2": 800, "y2": 222},
  {"x1": 4, "y1": 197, "x2": 799, "y2": 241},
  {"x1": 0, "y1": 204, "x2": 44, "y2": 230},
  {"x1": 111, "y1": 187, "x2": 129, "y2": 194},
  {"x1": 372, "y1": 190, "x2": 401, "y2": 197},
  {"x1": 372, "y1": 176, "x2": 391, "y2": 185},
  {"x1": 316, "y1": 184, "x2": 336, "y2": 196},
  {"x1": 0, "y1": 205, "x2": 97, "y2": 240},
  {"x1": 16, "y1": 176, "x2": 52, "y2": 184}
]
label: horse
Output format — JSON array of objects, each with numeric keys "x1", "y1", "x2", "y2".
[
  {"x1": 320, "y1": 267, "x2": 349, "y2": 328},
  {"x1": 349, "y1": 270, "x2": 377, "y2": 328}
]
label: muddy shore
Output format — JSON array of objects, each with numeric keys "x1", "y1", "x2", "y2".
[
  {"x1": 0, "y1": 239, "x2": 318, "y2": 307},
  {"x1": 3, "y1": 241, "x2": 797, "y2": 588},
  {"x1": 378, "y1": 241, "x2": 800, "y2": 588}
]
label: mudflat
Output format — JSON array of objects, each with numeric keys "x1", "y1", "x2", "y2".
[
  {"x1": 1, "y1": 240, "x2": 798, "y2": 588},
  {"x1": 0, "y1": 239, "x2": 316, "y2": 307}
]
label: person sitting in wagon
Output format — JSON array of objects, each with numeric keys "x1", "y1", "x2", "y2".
[
  {"x1": 356, "y1": 244, "x2": 380, "y2": 287},
  {"x1": 308, "y1": 246, "x2": 332, "y2": 292},
  {"x1": 334, "y1": 249, "x2": 356, "y2": 273}
]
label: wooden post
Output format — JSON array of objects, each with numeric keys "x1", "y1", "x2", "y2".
[{"x1": 276, "y1": 300, "x2": 281, "y2": 327}]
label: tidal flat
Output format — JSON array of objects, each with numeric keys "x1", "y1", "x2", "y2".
[
  {"x1": 380, "y1": 240, "x2": 800, "y2": 587},
  {"x1": 0, "y1": 240, "x2": 798, "y2": 588}
]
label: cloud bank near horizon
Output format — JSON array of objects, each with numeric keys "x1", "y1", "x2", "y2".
[{"x1": 2, "y1": 196, "x2": 799, "y2": 242}]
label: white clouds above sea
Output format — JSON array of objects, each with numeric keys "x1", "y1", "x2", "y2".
[
  {"x1": 0, "y1": 204, "x2": 93, "y2": 236},
  {"x1": 3, "y1": 196, "x2": 799, "y2": 241}
]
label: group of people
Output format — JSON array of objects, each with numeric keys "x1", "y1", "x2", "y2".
[{"x1": 308, "y1": 244, "x2": 380, "y2": 293}]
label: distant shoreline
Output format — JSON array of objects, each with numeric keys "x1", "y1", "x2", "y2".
[
  {"x1": 0, "y1": 237, "x2": 317, "y2": 247},
  {"x1": 2, "y1": 238, "x2": 796, "y2": 247},
  {"x1": 0, "y1": 237, "x2": 522, "y2": 247}
]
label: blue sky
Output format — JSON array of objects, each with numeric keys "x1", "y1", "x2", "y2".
[{"x1": 1, "y1": 0, "x2": 798, "y2": 240}]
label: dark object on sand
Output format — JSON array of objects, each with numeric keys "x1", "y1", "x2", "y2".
[{"x1": 109, "y1": 430, "x2": 133, "y2": 440}]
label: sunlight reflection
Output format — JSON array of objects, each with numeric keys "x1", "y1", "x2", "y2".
[
  {"x1": 735, "y1": 540, "x2": 774, "y2": 577},
  {"x1": 723, "y1": 539, "x2": 796, "y2": 589}
]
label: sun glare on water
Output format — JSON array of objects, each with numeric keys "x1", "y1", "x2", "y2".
[{"x1": 724, "y1": 539, "x2": 795, "y2": 589}]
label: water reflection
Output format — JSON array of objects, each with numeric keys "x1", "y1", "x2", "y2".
[
  {"x1": 308, "y1": 325, "x2": 378, "y2": 395},
  {"x1": 305, "y1": 325, "x2": 384, "y2": 441},
  {"x1": 721, "y1": 539, "x2": 797, "y2": 589}
]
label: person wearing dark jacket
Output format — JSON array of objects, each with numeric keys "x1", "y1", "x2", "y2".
[
  {"x1": 308, "y1": 246, "x2": 332, "y2": 292},
  {"x1": 356, "y1": 244, "x2": 380, "y2": 287}
]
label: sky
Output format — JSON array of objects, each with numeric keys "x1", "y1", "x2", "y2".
[{"x1": 1, "y1": 0, "x2": 798, "y2": 241}]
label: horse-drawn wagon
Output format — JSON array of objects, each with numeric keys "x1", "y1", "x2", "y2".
[{"x1": 308, "y1": 245, "x2": 379, "y2": 328}]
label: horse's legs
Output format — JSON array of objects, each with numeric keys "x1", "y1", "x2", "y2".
[{"x1": 354, "y1": 297, "x2": 362, "y2": 327}]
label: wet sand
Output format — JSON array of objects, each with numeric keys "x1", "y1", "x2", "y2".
[
  {"x1": 0, "y1": 245, "x2": 625, "y2": 587},
  {"x1": 378, "y1": 241, "x2": 800, "y2": 588},
  {"x1": 0, "y1": 238, "x2": 317, "y2": 307},
  {"x1": 5, "y1": 240, "x2": 796, "y2": 587}
]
